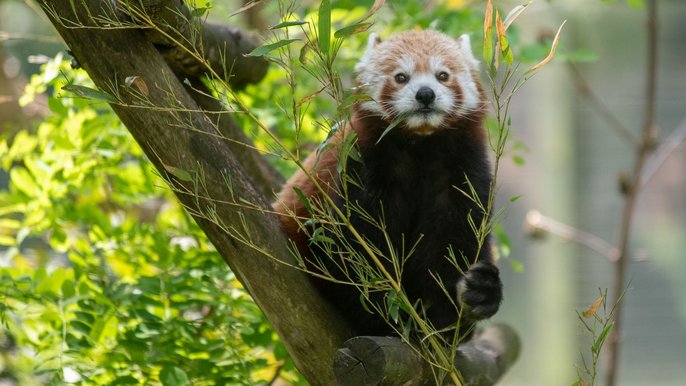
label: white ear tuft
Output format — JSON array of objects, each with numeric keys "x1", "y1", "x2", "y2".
[
  {"x1": 356, "y1": 33, "x2": 381, "y2": 73},
  {"x1": 366, "y1": 33, "x2": 381, "y2": 52},
  {"x1": 458, "y1": 34, "x2": 472, "y2": 53},
  {"x1": 457, "y1": 33, "x2": 479, "y2": 66}
]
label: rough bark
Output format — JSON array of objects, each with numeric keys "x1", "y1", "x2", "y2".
[{"x1": 37, "y1": 1, "x2": 354, "y2": 384}]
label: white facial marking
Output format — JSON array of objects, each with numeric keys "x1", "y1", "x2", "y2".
[
  {"x1": 355, "y1": 31, "x2": 482, "y2": 131},
  {"x1": 456, "y1": 71, "x2": 479, "y2": 115}
]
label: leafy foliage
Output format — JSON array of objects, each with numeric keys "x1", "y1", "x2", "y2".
[{"x1": 0, "y1": 56, "x2": 297, "y2": 385}]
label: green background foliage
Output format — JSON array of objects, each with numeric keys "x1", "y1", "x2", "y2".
[{"x1": 0, "y1": 56, "x2": 296, "y2": 385}]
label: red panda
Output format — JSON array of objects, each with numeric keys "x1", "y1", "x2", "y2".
[{"x1": 273, "y1": 30, "x2": 502, "y2": 339}]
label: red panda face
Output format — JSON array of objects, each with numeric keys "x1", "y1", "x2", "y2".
[{"x1": 355, "y1": 30, "x2": 483, "y2": 134}]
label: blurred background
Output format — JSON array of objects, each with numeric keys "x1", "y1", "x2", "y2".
[{"x1": 1, "y1": 0, "x2": 684, "y2": 385}]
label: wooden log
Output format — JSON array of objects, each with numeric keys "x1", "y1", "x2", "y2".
[{"x1": 334, "y1": 324, "x2": 521, "y2": 386}]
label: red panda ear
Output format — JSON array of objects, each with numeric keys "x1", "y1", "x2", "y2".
[
  {"x1": 457, "y1": 33, "x2": 479, "y2": 67},
  {"x1": 457, "y1": 34, "x2": 471, "y2": 52},
  {"x1": 355, "y1": 33, "x2": 381, "y2": 73},
  {"x1": 365, "y1": 33, "x2": 381, "y2": 53}
]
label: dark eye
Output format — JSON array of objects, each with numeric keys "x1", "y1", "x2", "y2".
[
  {"x1": 394, "y1": 73, "x2": 409, "y2": 84},
  {"x1": 437, "y1": 71, "x2": 449, "y2": 81}
]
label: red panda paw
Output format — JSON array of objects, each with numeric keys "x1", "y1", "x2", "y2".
[{"x1": 457, "y1": 260, "x2": 503, "y2": 320}]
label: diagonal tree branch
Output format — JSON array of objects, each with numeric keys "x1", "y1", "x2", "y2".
[{"x1": 36, "y1": 1, "x2": 354, "y2": 384}]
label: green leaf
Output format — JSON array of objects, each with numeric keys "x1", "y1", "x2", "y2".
[
  {"x1": 10, "y1": 167, "x2": 39, "y2": 196},
  {"x1": 190, "y1": 7, "x2": 210, "y2": 17},
  {"x1": 509, "y1": 194, "x2": 523, "y2": 203},
  {"x1": 163, "y1": 165, "x2": 192, "y2": 182},
  {"x1": 512, "y1": 154, "x2": 525, "y2": 166},
  {"x1": 376, "y1": 116, "x2": 404, "y2": 144},
  {"x1": 496, "y1": 11, "x2": 513, "y2": 65},
  {"x1": 293, "y1": 187, "x2": 314, "y2": 214},
  {"x1": 592, "y1": 321, "x2": 615, "y2": 354},
  {"x1": 483, "y1": 0, "x2": 494, "y2": 65},
  {"x1": 160, "y1": 365, "x2": 189, "y2": 386},
  {"x1": 334, "y1": 22, "x2": 372, "y2": 39},
  {"x1": 318, "y1": 0, "x2": 331, "y2": 56},
  {"x1": 62, "y1": 84, "x2": 117, "y2": 103},
  {"x1": 337, "y1": 131, "x2": 360, "y2": 173},
  {"x1": 509, "y1": 259, "x2": 524, "y2": 273},
  {"x1": 246, "y1": 39, "x2": 299, "y2": 57},
  {"x1": 270, "y1": 20, "x2": 308, "y2": 29},
  {"x1": 71, "y1": 320, "x2": 92, "y2": 335},
  {"x1": 626, "y1": 0, "x2": 645, "y2": 8}
]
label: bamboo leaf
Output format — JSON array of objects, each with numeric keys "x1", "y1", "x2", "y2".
[
  {"x1": 293, "y1": 187, "x2": 314, "y2": 214},
  {"x1": 295, "y1": 86, "x2": 326, "y2": 109},
  {"x1": 334, "y1": 22, "x2": 372, "y2": 39},
  {"x1": 496, "y1": 11, "x2": 513, "y2": 65},
  {"x1": 483, "y1": 0, "x2": 494, "y2": 65},
  {"x1": 525, "y1": 20, "x2": 567, "y2": 75},
  {"x1": 270, "y1": 20, "x2": 308, "y2": 30},
  {"x1": 163, "y1": 164, "x2": 192, "y2": 182},
  {"x1": 503, "y1": 1, "x2": 532, "y2": 31},
  {"x1": 318, "y1": 0, "x2": 331, "y2": 56},
  {"x1": 359, "y1": 0, "x2": 385, "y2": 22},
  {"x1": 592, "y1": 321, "x2": 614, "y2": 354},
  {"x1": 246, "y1": 39, "x2": 299, "y2": 57},
  {"x1": 62, "y1": 84, "x2": 117, "y2": 103},
  {"x1": 375, "y1": 116, "x2": 404, "y2": 144}
]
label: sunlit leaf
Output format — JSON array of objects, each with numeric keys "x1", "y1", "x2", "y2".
[
  {"x1": 525, "y1": 20, "x2": 567, "y2": 75},
  {"x1": 483, "y1": 0, "x2": 494, "y2": 65},
  {"x1": 496, "y1": 11, "x2": 513, "y2": 65},
  {"x1": 10, "y1": 167, "x2": 38, "y2": 196}
]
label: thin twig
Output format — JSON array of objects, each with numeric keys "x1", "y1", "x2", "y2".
[
  {"x1": 640, "y1": 117, "x2": 686, "y2": 188},
  {"x1": 605, "y1": 1, "x2": 658, "y2": 385},
  {"x1": 568, "y1": 62, "x2": 637, "y2": 146},
  {"x1": 525, "y1": 210, "x2": 618, "y2": 261}
]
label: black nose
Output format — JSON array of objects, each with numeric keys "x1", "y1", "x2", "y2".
[{"x1": 415, "y1": 87, "x2": 436, "y2": 106}]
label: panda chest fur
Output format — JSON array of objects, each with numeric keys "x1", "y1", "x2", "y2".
[{"x1": 340, "y1": 130, "x2": 490, "y2": 262}]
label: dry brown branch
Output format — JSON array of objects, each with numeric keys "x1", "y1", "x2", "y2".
[{"x1": 605, "y1": 1, "x2": 659, "y2": 384}]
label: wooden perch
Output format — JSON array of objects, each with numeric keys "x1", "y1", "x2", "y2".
[{"x1": 334, "y1": 324, "x2": 521, "y2": 386}]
